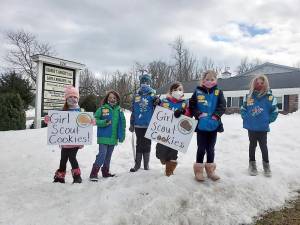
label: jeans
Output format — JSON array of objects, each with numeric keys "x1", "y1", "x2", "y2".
[{"x1": 94, "y1": 144, "x2": 115, "y2": 169}]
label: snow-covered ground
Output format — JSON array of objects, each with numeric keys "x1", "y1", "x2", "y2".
[{"x1": 1, "y1": 112, "x2": 300, "y2": 225}]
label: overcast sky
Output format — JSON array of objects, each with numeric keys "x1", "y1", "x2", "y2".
[{"x1": 0, "y1": 0, "x2": 299, "y2": 76}]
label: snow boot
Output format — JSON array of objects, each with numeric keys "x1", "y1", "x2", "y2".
[
  {"x1": 101, "y1": 166, "x2": 115, "y2": 178},
  {"x1": 205, "y1": 163, "x2": 220, "y2": 181},
  {"x1": 193, "y1": 163, "x2": 205, "y2": 182},
  {"x1": 53, "y1": 169, "x2": 66, "y2": 183},
  {"x1": 130, "y1": 152, "x2": 142, "y2": 172},
  {"x1": 160, "y1": 159, "x2": 166, "y2": 165},
  {"x1": 72, "y1": 168, "x2": 82, "y2": 184},
  {"x1": 248, "y1": 161, "x2": 258, "y2": 176},
  {"x1": 263, "y1": 161, "x2": 272, "y2": 177},
  {"x1": 143, "y1": 152, "x2": 150, "y2": 170},
  {"x1": 89, "y1": 164, "x2": 100, "y2": 182},
  {"x1": 165, "y1": 160, "x2": 177, "y2": 176}
]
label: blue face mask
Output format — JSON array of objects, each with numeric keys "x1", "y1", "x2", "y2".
[{"x1": 141, "y1": 83, "x2": 150, "y2": 88}]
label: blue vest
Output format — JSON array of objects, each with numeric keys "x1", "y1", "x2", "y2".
[
  {"x1": 133, "y1": 92, "x2": 156, "y2": 126},
  {"x1": 160, "y1": 98, "x2": 188, "y2": 111},
  {"x1": 195, "y1": 88, "x2": 220, "y2": 131},
  {"x1": 242, "y1": 93, "x2": 277, "y2": 131}
]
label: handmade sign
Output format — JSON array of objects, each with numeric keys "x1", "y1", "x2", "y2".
[
  {"x1": 145, "y1": 106, "x2": 197, "y2": 153},
  {"x1": 47, "y1": 110, "x2": 93, "y2": 145}
]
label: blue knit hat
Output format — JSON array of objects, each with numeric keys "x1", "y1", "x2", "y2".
[{"x1": 139, "y1": 74, "x2": 152, "y2": 85}]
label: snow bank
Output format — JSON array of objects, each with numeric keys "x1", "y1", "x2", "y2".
[{"x1": 0, "y1": 112, "x2": 299, "y2": 225}]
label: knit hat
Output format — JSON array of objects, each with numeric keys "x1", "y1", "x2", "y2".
[
  {"x1": 64, "y1": 85, "x2": 79, "y2": 99},
  {"x1": 139, "y1": 74, "x2": 152, "y2": 85}
]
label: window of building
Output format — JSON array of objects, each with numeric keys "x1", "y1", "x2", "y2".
[{"x1": 227, "y1": 96, "x2": 243, "y2": 108}]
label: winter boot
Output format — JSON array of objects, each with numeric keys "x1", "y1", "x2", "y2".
[
  {"x1": 205, "y1": 163, "x2": 220, "y2": 181},
  {"x1": 165, "y1": 160, "x2": 177, "y2": 176},
  {"x1": 160, "y1": 159, "x2": 166, "y2": 165},
  {"x1": 130, "y1": 152, "x2": 142, "y2": 172},
  {"x1": 72, "y1": 168, "x2": 82, "y2": 184},
  {"x1": 263, "y1": 161, "x2": 272, "y2": 177},
  {"x1": 248, "y1": 161, "x2": 258, "y2": 176},
  {"x1": 53, "y1": 169, "x2": 66, "y2": 183},
  {"x1": 143, "y1": 152, "x2": 150, "y2": 170},
  {"x1": 193, "y1": 163, "x2": 205, "y2": 182},
  {"x1": 89, "y1": 164, "x2": 100, "y2": 182},
  {"x1": 101, "y1": 166, "x2": 115, "y2": 178}
]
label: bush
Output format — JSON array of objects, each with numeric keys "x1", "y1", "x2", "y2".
[
  {"x1": 0, "y1": 71, "x2": 34, "y2": 110},
  {"x1": 79, "y1": 95, "x2": 100, "y2": 113},
  {"x1": 0, "y1": 92, "x2": 26, "y2": 131}
]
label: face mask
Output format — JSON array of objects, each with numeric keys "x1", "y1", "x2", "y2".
[
  {"x1": 67, "y1": 97, "x2": 78, "y2": 107},
  {"x1": 108, "y1": 101, "x2": 117, "y2": 106},
  {"x1": 141, "y1": 83, "x2": 150, "y2": 88},
  {"x1": 203, "y1": 80, "x2": 217, "y2": 89},
  {"x1": 255, "y1": 83, "x2": 264, "y2": 91},
  {"x1": 172, "y1": 90, "x2": 183, "y2": 100}
]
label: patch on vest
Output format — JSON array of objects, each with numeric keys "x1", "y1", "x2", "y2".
[
  {"x1": 162, "y1": 103, "x2": 169, "y2": 108},
  {"x1": 268, "y1": 96, "x2": 273, "y2": 101},
  {"x1": 102, "y1": 108, "x2": 110, "y2": 116},
  {"x1": 247, "y1": 98, "x2": 254, "y2": 106},
  {"x1": 214, "y1": 90, "x2": 219, "y2": 96},
  {"x1": 135, "y1": 96, "x2": 141, "y2": 102},
  {"x1": 182, "y1": 102, "x2": 186, "y2": 109},
  {"x1": 197, "y1": 95, "x2": 206, "y2": 102}
]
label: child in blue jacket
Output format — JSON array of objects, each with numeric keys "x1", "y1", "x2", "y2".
[
  {"x1": 189, "y1": 70, "x2": 226, "y2": 182},
  {"x1": 241, "y1": 74, "x2": 278, "y2": 177},
  {"x1": 129, "y1": 73, "x2": 160, "y2": 172}
]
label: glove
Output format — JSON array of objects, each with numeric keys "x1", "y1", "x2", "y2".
[
  {"x1": 189, "y1": 98, "x2": 197, "y2": 106},
  {"x1": 129, "y1": 124, "x2": 134, "y2": 132},
  {"x1": 105, "y1": 119, "x2": 111, "y2": 125},
  {"x1": 174, "y1": 108, "x2": 186, "y2": 118},
  {"x1": 44, "y1": 115, "x2": 50, "y2": 124},
  {"x1": 212, "y1": 115, "x2": 219, "y2": 121},
  {"x1": 153, "y1": 96, "x2": 161, "y2": 106},
  {"x1": 194, "y1": 111, "x2": 202, "y2": 120}
]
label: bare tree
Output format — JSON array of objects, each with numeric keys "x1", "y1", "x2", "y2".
[
  {"x1": 5, "y1": 30, "x2": 55, "y2": 84},
  {"x1": 79, "y1": 68, "x2": 97, "y2": 96},
  {"x1": 148, "y1": 60, "x2": 172, "y2": 89},
  {"x1": 236, "y1": 57, "x2": 262, "y2": 75}
]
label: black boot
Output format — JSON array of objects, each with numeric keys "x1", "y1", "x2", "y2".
[
  {"x1": 72, "y1": 168, "x2": 82, "y2": 183},
  {"x1": 143, "y1": 152, "x2": 150, "y2": 170},
  {"x1": 130, "y1": 152, "x2": 142, "y2": 172}
]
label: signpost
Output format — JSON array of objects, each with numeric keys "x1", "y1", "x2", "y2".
[
  {"x1": 31, "y1": 55, "x2": 85, "y2": 128},
  {"x1": 145, "y1": 106, "x2": 197, "y2": 153}
]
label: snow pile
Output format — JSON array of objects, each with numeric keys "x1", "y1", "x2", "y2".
[{"x1": 0, "y1": 112, "x2": 300, "y2": 225}]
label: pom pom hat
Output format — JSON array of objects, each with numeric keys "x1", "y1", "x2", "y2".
[{"x1": 64, "y1": 85, "x2": 79, "y2": 100}]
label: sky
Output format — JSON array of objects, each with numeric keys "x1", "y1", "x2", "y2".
[{"x1": 0, "y1": 0, "x2": 300, "y2": 76}]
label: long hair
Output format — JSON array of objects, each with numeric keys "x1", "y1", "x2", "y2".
[
  {"x1": 200, "y1": 70, "x2": 218, "y2": 87},
  {"x1": 248, "y1": 74, "x2": 270, "y2": 99},
  {"x1": 62, "y1": 101, "x2": 69, "y2": 111},
  {"x1": 102, "y1": 90, "x2": 120, "y2": 106}
]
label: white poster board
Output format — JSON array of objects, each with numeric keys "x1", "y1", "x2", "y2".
[
  {"x1": 145, "y1": 106, "x2": 197, "y2": 153},
  {"x1": 47, "y1": 110, "x2": 93, "y2": 145}
]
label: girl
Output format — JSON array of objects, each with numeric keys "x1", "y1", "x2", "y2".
[
  {"x1": 189, "y1": 70, "x2": 226, "y2": 182},
  {"x1": 241, "y1": 74, "x2": 278, "y2": 177},
  {"x1": 89, "y1": 90, "x2": 126, "y2": 182},
  {"x1": 49, "y1": 85, "x2": 85, "y2": 184},
  {"x1": 156, "y1": 82, "x2": 190, "y2": 176}
]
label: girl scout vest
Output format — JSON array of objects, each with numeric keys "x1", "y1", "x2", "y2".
[
  {"x1": 195, "y1": 88, "x2": 220, "y2": 131},
  {"x1": 133, "y1": 92, "x2": 155, "y2": 126},
  {"x1": 160, "y1": 98, "x2": 188, "y2": 111}
]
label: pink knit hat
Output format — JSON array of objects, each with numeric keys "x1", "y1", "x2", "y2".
[{"x1": 64, "y1": 85, "x2": 79, "y2": 99}]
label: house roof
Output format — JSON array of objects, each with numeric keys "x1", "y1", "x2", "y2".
[
  {"x1": 238, "y1": 62, "x2": 299, "y2": 76},
  {"x1": 157, "y1": 71, "x2": 300, "y2": 94}
]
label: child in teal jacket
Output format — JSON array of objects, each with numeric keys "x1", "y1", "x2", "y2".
[{"x1": 89, "y1": 90, "x2": 126, "y2": 181}]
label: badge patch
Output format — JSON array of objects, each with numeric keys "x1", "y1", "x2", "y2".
[
  {"x1": 268, "y1": 96, "x2": 273, "y2": 101},
  {"x1": 214, "y1": 90, "x2": 219, "y2": 96}
]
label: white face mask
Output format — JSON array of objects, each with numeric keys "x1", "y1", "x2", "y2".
[{"x1": 172, "y1": 90, "x2": 183, "y2": 100}]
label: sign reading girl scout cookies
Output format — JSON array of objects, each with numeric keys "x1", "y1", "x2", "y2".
[
  {"x1": 47, "y1": 110, "x2": 93, "y2": 145},
  {"x1": 145, "y1": 106, "x2": 197, "y2": 153}
]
